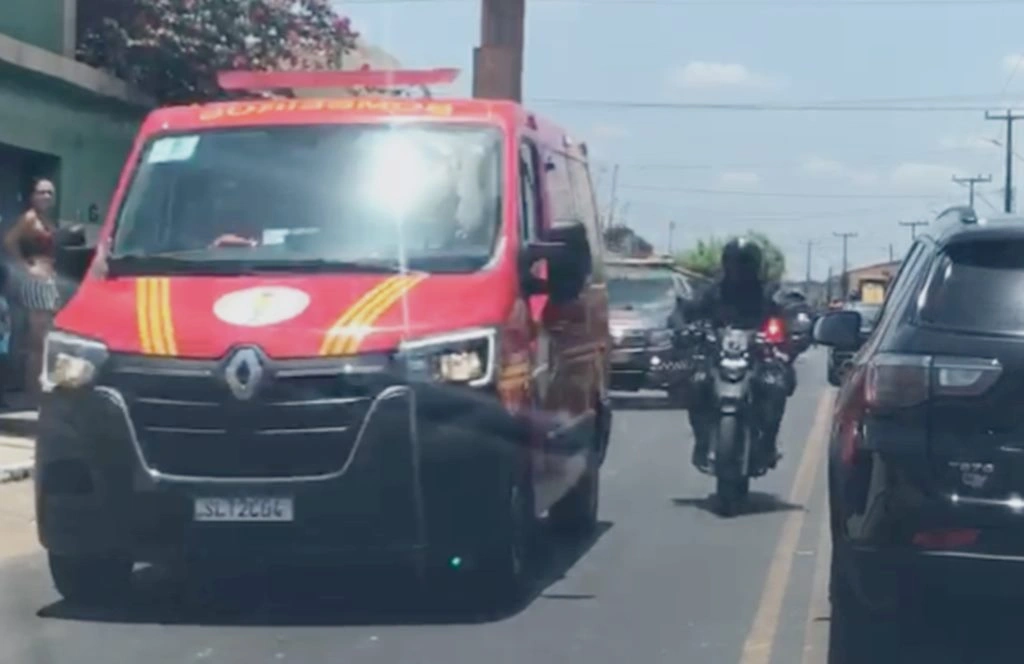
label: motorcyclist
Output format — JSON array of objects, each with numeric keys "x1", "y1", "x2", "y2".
[{"x1": 684, "y1": 237, "x2": 791, "y2": 473}]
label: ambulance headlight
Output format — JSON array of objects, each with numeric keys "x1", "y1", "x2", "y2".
[
  {"x1": 41, "y1": 331, "x2": 109, "y2": 392},
  {"x1": 400, "y1": 328, "x2": 496, "y2": 386}
]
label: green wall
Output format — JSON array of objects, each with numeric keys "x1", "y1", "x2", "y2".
[
  {"x1": 0, "y1": 0, "x2": 66, "y2": 54},
  {"x1": 0, "y1": 65, "x2": 144, "y2": 232}
]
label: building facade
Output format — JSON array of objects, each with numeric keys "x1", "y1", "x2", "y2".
[{"x1": 0, "y1": 1, "x2": 149, "y2": 238}]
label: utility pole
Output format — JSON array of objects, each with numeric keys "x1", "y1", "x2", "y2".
[
  {"x1": 668, "y1": 220, "x2": 676, "y2": 255},
  {"x1": 888, "y1": 243, "x2": 894, "y2": 262},
  {"x1": 804, "y1": 240, "x2": 813, "y2": 293},
  {"x1": 899, "y1": 220, "x2": 928, "y2": 241},
  {"x1": 952, "y1": 174, "x2": 992, "y2": 208},
  {"x1": 834, "y1": 231, "x2": 857, "y2": 300},
  {"x1": 474, "y1": 0, "x2": 525, "y2": 100},
  {"x1": 985, "y1": 110, "x2": 1024, "y2": 212},
  {"x1": 606, "y1": 164, "x2": 619, "y2": 227}
]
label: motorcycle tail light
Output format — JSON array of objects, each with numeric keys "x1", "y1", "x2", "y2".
[{"x1": 762, "y1": 317, "x2": 786, "y2": 344}]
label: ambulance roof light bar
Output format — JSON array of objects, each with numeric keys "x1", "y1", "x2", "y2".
[{"x1": 217, "y1": 68, "x2": 460, "y2": 99}]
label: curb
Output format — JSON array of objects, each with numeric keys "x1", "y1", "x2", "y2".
[{"x1": 0, "y1": 462, "x2": 32, "y2": 484}]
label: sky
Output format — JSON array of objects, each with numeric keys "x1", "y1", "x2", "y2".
[{"x1": 334, "y1": 0, "x2": 1024, "y2": 280}]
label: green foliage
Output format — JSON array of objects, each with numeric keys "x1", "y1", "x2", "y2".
[
  {"x1": 676, "y1": 231, "x2": 787, "y2": 282},
  {"x1": 77, "y1": 0, "x2": 360, "y2": 104},
  {"x1": 603, "y1": 224, "x2": 653, "y2": 257}
]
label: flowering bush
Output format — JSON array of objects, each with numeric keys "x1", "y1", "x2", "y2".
[{"x1": 77, "y1": 0, "x2": 360, "y2": 104}]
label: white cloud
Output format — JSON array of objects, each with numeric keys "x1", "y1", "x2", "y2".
[
  {"x1": 718, "y1": 171, "x2": 761, "y2": 187},
  {"x1": 938, "y1": 135, "x2": 998, "y2": 152},
  {"x1": 800, "y1": 156, "x2": 878, "y2": 185},
  {"x1": 669, "y1": 61, "x2": 780, "y2": 90},
  {"x1": 890, "y1": 162, "x2": 960, "y2": 188}
]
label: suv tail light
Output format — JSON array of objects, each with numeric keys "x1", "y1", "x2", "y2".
[{"x1": 864, "y1": 353, "x2": 1002, "y2": 410}]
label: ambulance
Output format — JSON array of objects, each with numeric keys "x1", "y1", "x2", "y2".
[{"x1": 35, "y1": 69, "x2": 612, "y2": 604}]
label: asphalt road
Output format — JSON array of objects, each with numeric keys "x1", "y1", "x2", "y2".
[{"x1": 1, "y1": 348, "x2": 1022, "y2": 664}]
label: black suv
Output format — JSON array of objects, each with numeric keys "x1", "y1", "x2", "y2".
[
  {"x1": 815, "y1": 206, "x2": 1024, "y2": 617},
  {"x1": 606, "y1": 258, "x2": 698, "y2": 404}
]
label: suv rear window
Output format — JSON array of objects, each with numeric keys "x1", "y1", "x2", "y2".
[{"x1": 920, "y1": 239, "x2": 1024, "y2": 333}]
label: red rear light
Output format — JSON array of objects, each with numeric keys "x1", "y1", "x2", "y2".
[
  {"x1": 864, "y1": 353, "x2": 1002, "y2": 411},
  {"x1": 763, "y1": 317, "x2": 785, "y2": 344},
  {"x1": 865, "y1": 353, "x2": 931, "y2": 410}
]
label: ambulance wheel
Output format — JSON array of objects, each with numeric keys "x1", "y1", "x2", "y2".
[
  {"x1": 49, "y1": 553, "x2": 132, "y2": 605},
  {"x1": 451, "y1": 461, "x2": 536, "y2": 608},
  {"x1": 548, "y1": 436, "x2": 600, "y2": 538}
]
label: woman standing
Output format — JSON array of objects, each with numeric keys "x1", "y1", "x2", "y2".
[{"x1": 4, "y1": 178, "x2": 63, "y2": 396}]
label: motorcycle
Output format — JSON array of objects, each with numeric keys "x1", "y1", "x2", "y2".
[{"x1": 685, "y1": 318, "x2": 791, "y2": 516}]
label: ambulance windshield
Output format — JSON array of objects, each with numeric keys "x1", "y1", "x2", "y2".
[{"x1": 108, "y1": 123, "x2": 502, "y2": 274}]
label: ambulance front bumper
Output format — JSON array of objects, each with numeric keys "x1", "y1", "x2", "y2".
[{"x1": 34, "y1": 381, "x2": 526, "y2": 567}]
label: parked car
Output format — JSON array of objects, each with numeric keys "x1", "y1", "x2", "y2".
[
  {"x1": 826, "y1": 301, "x2": 881, "y2": 385},
  {"x1": 815, "y1": 206, "x2": 1024, "y2": 619},
  {"x1": 606, "y1": 258, "x2": 696, "y2": 406}
]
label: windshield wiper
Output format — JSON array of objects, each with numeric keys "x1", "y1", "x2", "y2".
[
  {"x1": 106, "y1": 251, "x2": 243, "y2": 275},
  {"x1": 107, "y1": 253, "x2": 405, "y2": 275},
  {"x1": 243, "y1": 258, "x2": 402, "y2": 274}
]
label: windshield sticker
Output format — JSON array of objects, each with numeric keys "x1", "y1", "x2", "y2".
[
  {"x1": 213, "y1": 286, "x2": 311, "y2": 327},
  {"x1": 198, "y1": 99, "x2": 454, "y2": 122},
  {"x1": 147, "y1": 136, "x2": 200, "y2": 164}
]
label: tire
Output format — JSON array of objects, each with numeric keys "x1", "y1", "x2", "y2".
[
  {"x1": 713, "y1": 414, "x2": 747, "y2": 517},
  {"x1": 459, "y1": 464, "x2": 537, "y2": 605},
  {"x1": 48, "y1": 553, "x2": 132, "y2": 605},
  {"x1": 830, "y1": 533, "x2": 909, "y2": 621},
  {"x1": 549, "y1": 451, "x2": 600, "y2": 538}
]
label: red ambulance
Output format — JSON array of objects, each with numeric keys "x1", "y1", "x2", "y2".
[{"x1": 35, "y1": 69, "x2": 611, "y2": 604}]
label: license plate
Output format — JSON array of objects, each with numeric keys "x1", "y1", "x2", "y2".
[
  {"x1": 611, "y1": 350, "x2": 632, "y2": 363},
  {"x1": 194, "y1": 497, "x2": 294, "y2": 522}
]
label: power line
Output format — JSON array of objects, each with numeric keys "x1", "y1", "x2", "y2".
[
  {"x1": 615, "y1": 184, "x2": 945, "y2": 199},
  {"x1": 529, "y1": 98, "x2": 1017, "y2": 112}
]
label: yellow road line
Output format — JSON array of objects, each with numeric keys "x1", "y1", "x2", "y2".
[
  {"x1": 739, "y1": 389, "x2": 834, "y2": 664},
  {"x1": 319, "y1": 276, "x2": 408, "y2": 356},
  {"x1": 800, "y1": 506, "x2": 833, "y2": 664}
]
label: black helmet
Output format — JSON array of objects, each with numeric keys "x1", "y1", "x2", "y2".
[{"x1": 721, "y1": 237, "x2": 763, "y2": 283}]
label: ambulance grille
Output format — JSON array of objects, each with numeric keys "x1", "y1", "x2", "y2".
[{"x1": 101, "y1": 353, "x2": 393, "y2": 479}]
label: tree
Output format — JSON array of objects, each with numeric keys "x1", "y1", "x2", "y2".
[
  {"x1": 676, "y1": 232, "x2": 787, "y2": 282},
  {"x1": 603, "y1": 224, "x2": 653, "y2": 257},
  {"x1": 77, "y1": 0, "x2": 360, "y2": 104}
]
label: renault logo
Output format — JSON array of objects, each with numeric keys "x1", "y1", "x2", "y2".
[{"x1": 223, "y1": 348, "x2": 264, "y2": 401}]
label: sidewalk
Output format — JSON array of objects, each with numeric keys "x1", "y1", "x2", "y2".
[{"x1": 0, "y1": 394, "x2": 36, "y2": 484}]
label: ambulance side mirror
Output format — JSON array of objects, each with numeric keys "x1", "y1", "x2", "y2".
[
  {"x1": 57, "y1": 245, "x2": 97, "y2": 284},
  {"x1": 520, "y1": 221, "x2": 591, "y2": 302}
]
